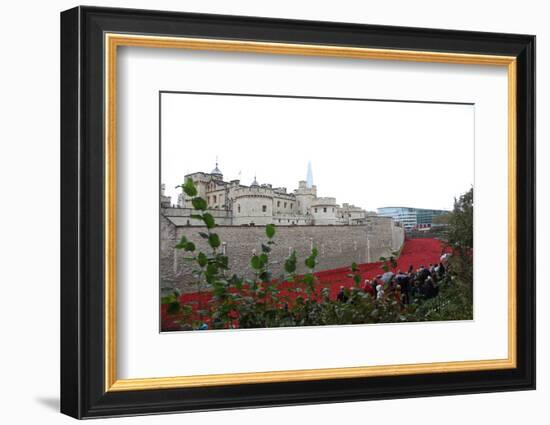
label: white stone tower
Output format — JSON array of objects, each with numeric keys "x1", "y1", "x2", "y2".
[{"x1": 295, "y1": 162, "x2": 317, "y2": 215}]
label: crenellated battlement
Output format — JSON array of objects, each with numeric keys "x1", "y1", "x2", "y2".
[{"x1": 165, "y1": 161, "x2": 372, "y2": 226}]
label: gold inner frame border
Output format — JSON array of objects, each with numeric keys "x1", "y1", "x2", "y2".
[{"x1": 104, "y1": 33, "x2": 517, "y2": 392}]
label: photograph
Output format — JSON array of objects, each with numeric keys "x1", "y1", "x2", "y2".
[{"x1": 159, "y1": 91, "x2": 475, "y2": 331}]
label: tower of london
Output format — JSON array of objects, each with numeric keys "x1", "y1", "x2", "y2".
[
  {"x1": 160, "y1": 161, "x2": 405, "y2": 291},
  {"x1": 161, "y1": 161, "x2": 372, "y2": 226}
]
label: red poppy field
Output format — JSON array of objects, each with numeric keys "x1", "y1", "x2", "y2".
[{"x1": 161, "y1": 237, "x2": 449, "y2": 331}]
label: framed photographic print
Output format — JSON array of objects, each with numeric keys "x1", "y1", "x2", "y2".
[{"x1": 60, "y1": 6, "x2": 535, "y2": 419}]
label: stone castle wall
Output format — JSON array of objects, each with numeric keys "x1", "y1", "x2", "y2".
[{"x1": 160, "y1": 214, "x2": 405, "y2": 292}]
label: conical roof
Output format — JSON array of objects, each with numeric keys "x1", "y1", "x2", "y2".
[{"x1": 211, "y1": 158, "x2": 223, "y2": 177}]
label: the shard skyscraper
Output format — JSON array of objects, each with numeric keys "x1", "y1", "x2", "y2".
[{"x1": 306, "y1": 161, "x2": 313, "y2": 188}]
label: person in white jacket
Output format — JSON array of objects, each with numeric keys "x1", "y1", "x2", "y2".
[{"x1": 376, "y1": 284, "x2": 385, "y2": 300}]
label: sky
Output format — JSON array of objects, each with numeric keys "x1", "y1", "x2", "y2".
[{"x1": 161, "y1": 92, "x2": 473, "y2": 212}]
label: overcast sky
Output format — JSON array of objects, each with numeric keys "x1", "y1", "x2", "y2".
[{"x1": 161, "y1": 93, "x2": 473, "y2": 211}]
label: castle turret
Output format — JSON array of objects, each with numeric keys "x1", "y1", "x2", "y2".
[
  {"x1": 311, "y1": 197, "x2": 338, "y2": 225},
  {"x1": 295, "y1": 180, "x2": 317, "y2": 215},
  {"x1": 211, "y1": 158, "x2": 223, "y2": 180},
  {"x1": 232, "y1": 185, "x2": 273, "y2": 226},
  {"x1": 250, "y1": 175, "x2": 259, "y2": 188},
  {"x1": 181, "y1": 172, "x2": 210, "y2": 207}
]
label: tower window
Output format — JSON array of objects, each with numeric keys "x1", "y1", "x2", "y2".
[
  {"x1": 323, "y1": 207, "x2": 327, "y2": 213},
  {"x1": 277, "y1": 201, "x2": 280, "y2": 207},
  {"x1": 290, "y1": 203, "x2": 293, "y2": 209},
  {"x1": 284, "y1": 202, "x2": 287, "y2": 208},
  {"x1": 213, "y1": 195, "x2": 217, "y2": 203},
  {"x1": 315, "y1": 208, "x2": 318, "y2": 213},
  {"x1": 238, "y1": 204, "x2": 241, "y2": 213},
  {"x1": 262, "y1": 205, "x2": 267, "y2": 212}
]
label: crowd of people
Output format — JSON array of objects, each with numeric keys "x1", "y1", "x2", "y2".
[{"x1": 336, "y1": 255, "x2": 451, "y2": 306}]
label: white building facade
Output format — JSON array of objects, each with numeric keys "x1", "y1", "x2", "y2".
[{"x1": 168, "y1": 162, "x2": 372, "y2": 226}]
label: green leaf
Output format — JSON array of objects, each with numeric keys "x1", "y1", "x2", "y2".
[
  {"x1": 205, "y1": 272, "x2": 216, "y2": 284},
  {"x1": 265, "y1": 223, "x2": 276, "y2": 239},
  {"x1": 192, "y1": 197, "x2": 207, "y2": 211},
  {"x1": 197, "y1": 252, "x2": 208, "y2": 267},
  {"x1": 261, "y1": 243, "x2": 271, "y2": 253},
  {"x1": 175, "y1": 235, "x2": 188, "y2": 249},
  {"x1": 284, "y1": 251, "x2": 297, "y2": 274},
  {"x1": 216, "y1": 255, "x2": 229, "y2": 269},
  {"x1": 305, "y1": 257, "x2": 316, "y2": 269},
  {"x1": 161, "y1": 294, "x2": 176, "y2": 304},
  {"x1": 183, "y1": 178, "x2": 198, "y2": 197},
  {"x1": 208, "y1": 233, "x2": 221, "y2": 248},
  {"x1": 184, "y1": 242, "x2": 195, "y2": 252},
  {"x1": 206, "y1": 263, "x2": 218, "y2": 277},
  {"x1": 303, "y1": 274, "x2": 314, "y2": 285},
  {"x1": 230, "y1": 274, "x2": 244, "y2": 290},
  {"x1": 351, "y1": 262, "x2": 358, "y2": 272},
  {"x1": 212, "y1": 284, "x2": 227, "y2": 297},
  {"x1": 259, "y1": 271, "x2": 272, "y2": 282},
  {"x1": 259, "y1": 253, "x2": 269, "y2": 266},
  {"x1": 166, "y1": 301, "x2": 180, "y2": 315},
  {"x1": 250, "y1": 255, "x2": 262, "y2": 270},
  {"x1": 202, "y1": 213, "x2": 216, "y2": 229},
  {"x1": 353, "y1": 274, "x2": 361, "y2": 285}
]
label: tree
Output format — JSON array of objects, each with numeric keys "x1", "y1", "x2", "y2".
[
  {"x1": 448, "y1": 188, "x2": 473, "y2": 248},
  {"x1": 447, "y1": 187, "x2": 473, "y2": 298},
  {"x1": 432, "y1": 213, "x2": 452, "y2": 225}
]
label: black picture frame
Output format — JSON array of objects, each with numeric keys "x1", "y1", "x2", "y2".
[{"x1": 61, "y1": 5, "x2": 535, "y2": 419}]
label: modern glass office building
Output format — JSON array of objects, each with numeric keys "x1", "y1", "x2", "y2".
[{"x1": 377, "y1": 206, "x2": 449, "y2": 231}]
